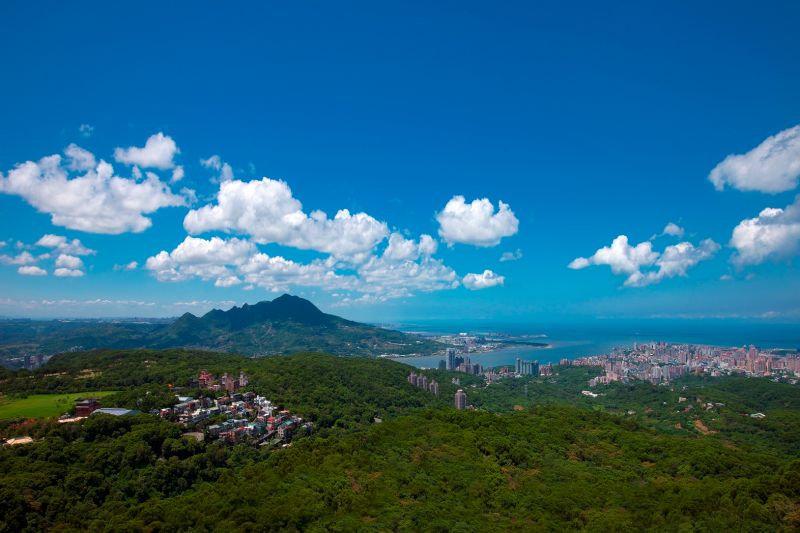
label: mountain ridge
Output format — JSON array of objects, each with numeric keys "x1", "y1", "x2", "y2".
[
  {"x1": 0, "y1": 295, "x2": 444, "y2": 360},
  {"x1": 149, "y1": 293, "x2": 439, "y2": 356}
]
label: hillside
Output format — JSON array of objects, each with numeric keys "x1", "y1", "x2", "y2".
[
  {"x1": 148, "y1": 294, "x2": 442, "y2": 356},
  {"x1": 1, "y1": 349, "x2": 454, "y2": 434},
  {"x1": 2, "y1": 350, "x2": 800, "y2": 531},
  {"x1": 0, "y1": 295, "x2": 443, "y2": 364}
]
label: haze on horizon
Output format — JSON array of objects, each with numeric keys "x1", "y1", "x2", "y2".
[{"x1": 1, "y1": 2, "x2": 799, "y2": 324}]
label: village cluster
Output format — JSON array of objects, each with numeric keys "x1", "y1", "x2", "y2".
[{"x1": 67, "y1": 369, "x2": 311, "y2": 448}]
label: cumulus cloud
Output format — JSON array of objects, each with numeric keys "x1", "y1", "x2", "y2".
[
  {"x1": 79, "y1": 124, "x2": 94, "y2": 138},
  {"x1": 145, "y1": 236, "x2": 256, "y2": 284},
  {"x1": 0, "y1": 144, "x2": 186, "y2": 234},
  {"x1": 54, "y1": 268, "x2": 84, "y2": 277},
  {"x1": 55, "y1": 254, "x2": 84, "y2": 270},
  {"x1": 146, "y1": 234, "x2": 460, "y2": 299},
  {"x1": 500, "y1": 249, "x2": 523, "y2": 262},
  {"x1": 730, "y1": 196, "x2": 800, "y2": 266},
  {"x1": 709, "y1": 124, "x2": 800, "y2": 193},
  {"x1": 0, "y1": 251, "x2": 36, "y2": 265},
  {"x1": 382, "y1": 233, "x2": 438, "y2": 262},
  {"x1": 568, "y1": 235, "x2": 659, "y2": 285},
  {"x1": 239, "y1": 254, "x2": 356, "y2": 293},
  {"x1": 463, "y1": 269, "x2": 505, "y2": 290},
  {"x1": 184, "y1": 178, "x2": 389, "y2": 259},
  {"x1": 436, "y1": 196, "x2": 518, "y2": 247},
  {"x1": 357, "y1": 254, "x2": 459, "y2": 298},
  {"x1": 569, "y1": 234, "x2": 718, "y2": 287},
  {"x1": 36, "y1": 234, "x2": 95, "y2": 256},
  {"x1": 627, "y1": 239, "x2": 720, "y2": 287},
  {"x1": 114, "y1": 132, "x2": 179, "y2": 169},
  {"x1": 18, "y1": 265, "x2": 47, "y2": 276}
]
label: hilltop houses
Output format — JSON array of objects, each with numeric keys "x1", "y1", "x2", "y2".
[{"x1": 195, "y1": 369, "x2": 249, "y2": 393}]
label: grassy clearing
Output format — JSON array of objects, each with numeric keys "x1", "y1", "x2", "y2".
[{"x1": 0, "y1": 391, "x2": 117, "y2": 419}]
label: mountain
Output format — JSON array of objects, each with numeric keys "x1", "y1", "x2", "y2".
[
  {"x1": 0, "y1": 295, "x2": 443, "y2": 363},
  {"x1": 141, "y1": 294, "x2": 441, "y2": 356},
  {"x1": 145, "y1": 294, "x2": 442, "y2": 357}
]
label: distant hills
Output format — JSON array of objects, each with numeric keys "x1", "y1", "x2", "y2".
[
  {"x1": 0, "y1": 295, "x2": 443, "y2": 363},
  {"x1": 147, "y1": 294, "x2": 442, "y2": 356}
]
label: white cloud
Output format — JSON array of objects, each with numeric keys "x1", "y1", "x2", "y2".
[
  {"x1": 200, "y1": 155, "x2": 222, "y2": 170},
  {"x1": 64, "y1": 144, "x2": 96, "y2": 171},
  {"x1": 114, "y1": 132, "x2": 179, "y2": 169},
  {"x1": 627, "y1": 239, "x2": 720, "y2": 287},
  {"x1": 146, "y1": 234, "x2": 459, "y2": 299},
  {"x1": 418, "y1": 234, "x2": 438, "y2": 256},
  {"x1": 239, "y1": 253, "x2": 356, "y2": 293},
  {"x1": 214, "y1": 275, "x2": 242, "y2": 288},
  {"x1": 0, "y1": 251, "x2": 36, "y2": 265},
  {"x1": 18, "y1": 265, "x2": 47, "y2": 276},
  {"x1": 183, "y1": 178, "x2": 389, "y2": 259},
  {"x1": 730, "y1": 196, "x2": 800, "y2": 266},
  {"x1": 436, "y1": 196, "x2": 518, "y2": 247},
  {"x1": 145, "y1": 236, "x2": 255, "y2": 284},
  {"x1": 661, "y1": 222, "x2": 684, "y2": 238},
  {"x1": 569, "y1": 234, "x2": 718, "y2": 287},
  {"x1": 382, "y1": 233, "x2": 418, "y2": 261},
  {"x1": 79, "y1": 124, "x2": 94, "y2": 138},
  {"x1": 0, "y1": 146, "x2": 186, "y2": 234},
  {"x1": 499, "y1": 248, "x2": 523, "y2": 262},
  {"x1": 36, "y1": 234, "x2": 95, "y2": 256},
  {"x1": 200, "y1": 155, "x2": 233, "y2": 182},
  {"x1": 171, "y1": 166, "x2": 185, "y2": 183},
  {"x1": 463, "y1": 269, "x2": 505, "y2": 290},
  {"x1": 357, "y1": 254, "x2": 459, "y2": 298},
  {"x1": 568, "y1": 235, "x2": 658, "y2": 285},
  {"x1": 113, "y1": 261, "x2": 138, "y2": 271},
  {"x1": 382, "y1": 233, "x2": 438, "y2": 262},
  {"x1": 709, "y1": 124, "x2": 800, "y2": 193},
  {"x1": 55, "y1": 254, "x2": 84, "y2": 270},
  {"x1": 54, "y1": 268, "x2": 84, "y2": 277}
]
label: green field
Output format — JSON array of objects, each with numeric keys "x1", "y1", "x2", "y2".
[{"x1": 0, "y1": 391, "x2": 117, "y2": 419}]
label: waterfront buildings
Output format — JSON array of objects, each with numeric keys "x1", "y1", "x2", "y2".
[
  {"x1": 515, "y1": 358, "x2": 539, "y2": 376},
  {"x1": 573, "y1": 342, "x2": 800, "y2": 387}
]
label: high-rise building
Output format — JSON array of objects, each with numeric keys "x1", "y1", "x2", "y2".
[
  {"x1": 438, "y1": 360, "x2": 447, "y2": 371},
  {"x1": 446, "y1": 349, "x2": 456, "y2": 370},
  {"x1": 429, "y1": 381, "x2": 439, "y2": 395},
  {"x1": 239, "y1": 371, "x2": 249, "y2": 388},
  {"x1": 454, "y1": 389, "x2": 467, "y2": 409},
  {"x1": 515, "y1": 358, "x2": 539, "y2": 376}
]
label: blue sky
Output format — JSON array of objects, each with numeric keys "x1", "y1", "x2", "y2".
[{"x1": 1, "y1": 1, "x2": 799, "y2": 322}]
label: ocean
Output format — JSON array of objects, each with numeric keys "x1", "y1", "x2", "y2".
[{"x1": 387, "y1": 320, "x2": 800, "y2": 369}]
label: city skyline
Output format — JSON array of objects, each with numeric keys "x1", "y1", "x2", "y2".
[{"x1": 1, "y1": 2, "x2": 800, "y2": 323}]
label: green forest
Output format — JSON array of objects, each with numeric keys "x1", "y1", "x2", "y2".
[{"x1": 1, "y1": 349, "x2": 799, "y2": 531}]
